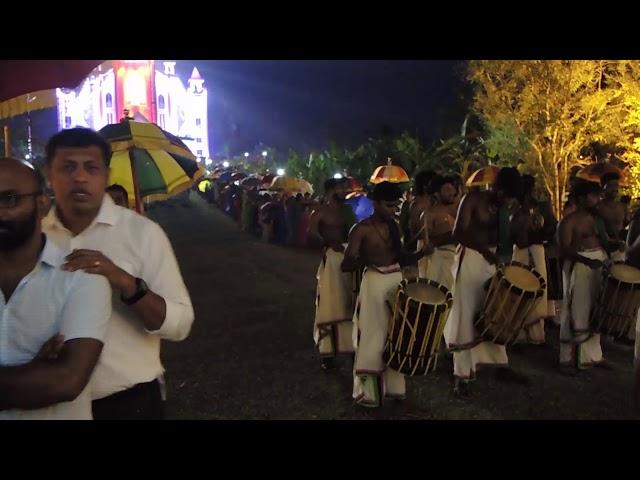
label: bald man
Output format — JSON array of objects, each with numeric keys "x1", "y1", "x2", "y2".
[{"x1": 0, "y1": 157, "x2": 111, "y2": 419}]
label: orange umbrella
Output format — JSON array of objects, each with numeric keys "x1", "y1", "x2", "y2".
[
  {"x1": 370, "y1": 159, "x2": 410, "y2": 184},
  {"x1": 577, "y1": 162, "x2": 628, "y2": 186},
  {"x1": 465, "y1": 165, "x2": 500, "y2": 187},
  {"x1": 344, "y1": 176, "x2": 364, "y2": 192}
]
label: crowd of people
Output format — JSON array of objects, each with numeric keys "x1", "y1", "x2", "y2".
[
  {"x1": 309, "y1": 164, "x2": 640, "y2": 410},
  {"x1": 200, "y1": 176, "x2": 320, "y2": 248}
]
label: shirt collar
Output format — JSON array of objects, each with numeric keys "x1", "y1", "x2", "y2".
[
  {"x1": 40, "y1": 235, "x2": 66, "y2": 268},
  {"x1": 44, "y1": 194, "x2": 120, "y2": 233}
]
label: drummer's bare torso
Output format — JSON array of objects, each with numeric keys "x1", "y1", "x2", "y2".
[
  {"x1": 426, "y1": 201, "x2": 458, "y2": 245},
  {"x1": 410, "y1": 195, "x2": 432, "y2": 239},
  {"x1": 310, "y1": 204, "x2": 348, "y2": 247},
  {"x1": 459, "y1": 191, "x2": 499, "y2": 248},
  {"x1": 598, "y1": 199, "x2": 627, "y2": 239},
  {"x1": 348, "y1": 218, "x2": 398, "y2": 269},
  {"x1": 561, "y1": 210, "x2": 602, "y2": 252}
]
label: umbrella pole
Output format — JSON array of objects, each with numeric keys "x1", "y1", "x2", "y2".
[
  {"x1": 4, "y1": 126, "x2": 10, "y2": 157},
  {"x1": 128, "y1": 149, "x2": 143, "y2": 214}
]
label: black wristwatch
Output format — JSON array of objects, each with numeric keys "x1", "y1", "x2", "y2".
[{"x1": 121, "y1": 277, "x2": 149, "y2": 305}]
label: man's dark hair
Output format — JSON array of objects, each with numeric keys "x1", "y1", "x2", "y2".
[
  {"x1": 621, "y1": 195, "x2": 631, "y2": 205},
  {"x1": 46, "y1": 128, "x2": 112, "y2": 166},
  {"x1": 106, "y1": 184, "x2": 128, "y2": 199},
  {"x1": 600, "y1": 171, "x2": 621, "y2": 187},
  {"x1": 572, "y1": 180, "x2": 601, "y2": 200},
  {"x1": 372, "y1": 181, "x2": 403, "y2": 201},
  {"x1": 520, "y1": 174, "x2": 536, "y2": 200},
  {"x1": 0, "y1": 157, "x2": 46, "y2": 192},
  {"x1": 414, "y1": 170, "x2": 436, "y2": 196},
  {"x1": 494, "y1": 167, "x2": 522, "y2": 199},
  {"x1": 431, "y1": 175, "x2": 458, "y2": 195},
  {"x1": 324, "y1": 178, "x2": 341, "y2": 193}
]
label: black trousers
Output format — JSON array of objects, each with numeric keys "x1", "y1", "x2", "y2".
[{"x1": 92, "y1": 379, "x2": 165, "y2": 420}]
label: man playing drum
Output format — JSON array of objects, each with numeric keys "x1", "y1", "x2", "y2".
[
  {"x1": 423, "y1": 175, "x2": 459, "y2": 291},
  {"x1": 557, "y1": 181, "x2": 610, "y2": 372},
  {"x1": 444, "y1": 167, "x2": 527, "y2": 398},
  {"x1": 598, "y1": 172, "x2": 627, "y2": 261},
  {"x1": 626, "y1": 210, "x2": 640, "y2": 407},
  {"x1": 308, "y1": 178, "x2": 357, "y2": 370},
  {"x1": 410, "y1": 171, "x2": 436, "y2": 279},
  {"x1": 511, "y1": 174, "x2": 557, "y2": 344},
  {"x1": 342, "y1": 182, "x2": 432, "y2": 408}
]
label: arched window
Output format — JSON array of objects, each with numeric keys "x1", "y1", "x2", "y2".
[
  {"x1": 158, "y1": 95, "x2": 165, "y2": 109},
  {"x1": 105, "y1": 93, "x2": 112, "y2": 108}
]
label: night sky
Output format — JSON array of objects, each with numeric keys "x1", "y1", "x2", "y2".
[
  {"x1": 172, "y1": 60, "x2": 463, "y2": 156},
  {"x1": 2, "y1": 61, "x2": 464, "y2": 158}
]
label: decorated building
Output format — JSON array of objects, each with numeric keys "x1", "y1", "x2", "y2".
[{"x1": 55, "y1": 60, "x2": 210, "y2": 159}]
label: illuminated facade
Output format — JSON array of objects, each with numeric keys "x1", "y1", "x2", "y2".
[{"x1": 55, "y1": 60, "x2": 210, "y2": 159}]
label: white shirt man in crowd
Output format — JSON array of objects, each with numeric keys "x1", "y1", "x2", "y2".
[
  {"x1": 0, "y1": 157, "x2": 111, "y2": 419},
  {"x1": 42, "y1": 128, "x2": 194, "y2": 420}
]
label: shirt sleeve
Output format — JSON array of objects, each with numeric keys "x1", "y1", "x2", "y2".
[
  {"x1": 59, "y1": 272, "x2": 112, "y2": 343},
  {"x1": 140, "y1": 221, "x2": 194, "y2": 341}
]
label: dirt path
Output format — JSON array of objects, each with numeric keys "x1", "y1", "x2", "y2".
[{"x1": 150, "y1": 193, "x2": 639, "y2": 419}]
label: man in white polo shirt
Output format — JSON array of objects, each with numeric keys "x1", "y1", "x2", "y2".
[
  {"x1": 42, "y1": 128, "x2": 194, "y2": 420},
  {"x1": 0, "y1": 157, "x2": 111, "y2": 420}
]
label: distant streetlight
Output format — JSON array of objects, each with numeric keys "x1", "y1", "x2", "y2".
[
  {"x1": 262, "y1": 150, "x2": 268, "y2": 157},
  {"x1": 205, "y1": 158, "x2": 213, "y2": 166},
  {"x1": 222, "y1": 161, "x2": 230, "y2": 168},
  {"x1": 333, "y1": 173, "x2": 343, "y2": 179},
  {"x1": 277, "y1": 168, "x2": 285, "y2": 176},
  {"x1": 244, "y1": 152, "x2": 250, "y2": 158}
]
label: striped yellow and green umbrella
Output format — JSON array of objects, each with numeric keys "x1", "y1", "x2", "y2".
[
  {"x1": 465, "y1": 165, "x2": 500, "y2": 187},
  {"x1": 369, "y1": 159, "x2": 410, "y2": 184},
  {"x1": 99, "y1": 121, "x2": 204, "y2": 212}
]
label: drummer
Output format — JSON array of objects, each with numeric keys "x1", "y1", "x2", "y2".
[
  {"x1": 444, "y1": 167, "x2": 527, "y2": 398},
  {"x1": 557, "y1": 181, "x2": 610, "y2": 372},
  {"x1": 510, "y1": 174, "x2": 557, "y2": 344},
  {"x1": 423, "y1": 175, "x2": 459, "y2": 291},
  {"x1": 308, "y1": 178, "x2": 356, "y2": 370},
  {"x1": 341, "y1": 181, "x2": 432, "y2": 408},
  {"x1": 597, "y1": 172, "x2": 627, "y2": 261},
  {"x1": 625, "y1": 209, "x2": 640, "y2": 406},
  {"x1": 409, "y1": 170, "x2": 437, "y2": 279}
]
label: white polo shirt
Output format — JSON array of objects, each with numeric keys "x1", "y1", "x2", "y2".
[
  {"x1": 0, "y1": 237, "x2": 111, "y2": 420},
  {"x1": 42, "y1": 195, "x2": 194, "y2": 400}
]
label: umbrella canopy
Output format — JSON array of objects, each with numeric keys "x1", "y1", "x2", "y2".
[
  {"x1": 577, "y1": 162, "x2": 628, "y2": 185},
  {"x1": 217, "y1": 171, "x2": 234, "y2": 183},
  {"x1": 231, "y1": 172, "x2": 248, "y2": 182},
  {"x1": 0, "y1": 60, "x2": 102, "y2": 119},
  {"x1": 343, "y1": 176, "x2": 364, "y2": 192},
  {"x1": 100, "y1": 120, "x2": 195, "y2": 160},
  {"x1": 198, "y1": 179, "x2": 212, "y2": 193},
  {"x1": 270, "y1": 176, "x2": 314, "y2": 195},
  {"x1": 465, "y1": 165, "x2": 500, "y2": 187},
  {"x1": 99, "y1": 120, "x2": 202, "y2": 212},
  {"x1": 260, "y1": 173, "x2": 275, "y2": 189},
  {"x1": 369, "y1": 161, "x2": 410, "y2": 184},
  {"x1": 0, "y1": 60, "x2": 102, "y2": 102},
  {"x1": 240, "y1": 176, "x2": 262, "y2": 189}
]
